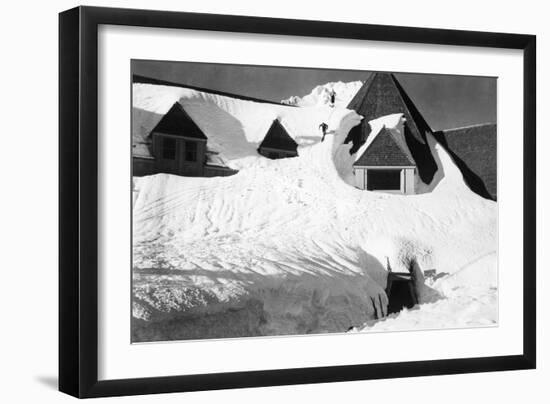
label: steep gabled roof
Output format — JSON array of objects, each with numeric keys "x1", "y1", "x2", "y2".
[
  {"x1": 346, "y1": 72, "x2": 437, "y2": 182},
  {"x1": 355, "y1": 127, "x2": 415, "y2": 167},
  {"x1": 151, "y1": 102, "x2": 207, "y2": 140},
  {"x1": 434, "y1": 123, "x2": 497, "y2": 200},
  {"x1": 258, "y1": 119, "x2": 298, "y2": 152}
]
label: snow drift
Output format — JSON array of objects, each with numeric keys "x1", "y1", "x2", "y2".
[
  {"x1": 132, "y1": 83, "x2": 497, "y2": 341},
  {"x1": 281, "y1": 80, "x2": 363, "y2": 108},
  {"x1": 133, "y1": 83, "x2": 338, "y2": 169}
]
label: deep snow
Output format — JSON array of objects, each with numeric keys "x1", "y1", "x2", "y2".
[
  {"x1": 131, "y1": 82, "x2": 497, "y2": 342},
  {"x1": 133, "y1": 83, "x2": 336, "y2": 169},
  {"x1": 281, "y1": 80, "x2": 363, "y2": 108}
]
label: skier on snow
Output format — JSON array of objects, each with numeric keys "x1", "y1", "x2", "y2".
[
  {"x1": 319, "y1": 122, "x2": 329, "y2": 142},
  {"x1": 329, "y1": 89, "x2": 336, "y2": 107}
]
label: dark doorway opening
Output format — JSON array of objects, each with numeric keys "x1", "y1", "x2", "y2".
[{"x1": 386, "y1": 272, "x2": 418, "y2": 315}]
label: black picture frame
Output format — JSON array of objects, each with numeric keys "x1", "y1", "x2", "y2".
[{"x1": 59, "y1": 6, "x2": 536, "y2": 398}]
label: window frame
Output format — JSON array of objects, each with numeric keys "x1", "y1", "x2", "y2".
[
  {"x1": 185, "y1": 140, "x2": 198, "y2": 162},
  {"x1": 161, "y1": 136, "x2": 177, "y2": 160},
  {"x1": 366, "y1": 168, "x2": 402, "y2": 191}
]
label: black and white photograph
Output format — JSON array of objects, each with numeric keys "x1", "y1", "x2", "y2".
[
  {"x1": 0, "y1": 0, "x2": 546, "y2": 401},
  {"x1": 131, "y1": 60, "x2": 497, "y2": 343}
]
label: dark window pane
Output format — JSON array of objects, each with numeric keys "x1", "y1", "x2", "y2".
[
  {"x1": 162, "y1": 137, "x2": 176, "y2": 160},
  {"x1": 185, "y1": 141, "x2": 197, "y2": 161},
  {"x1": 367, "y1": 169, "x2": 401, "y2": 190}
]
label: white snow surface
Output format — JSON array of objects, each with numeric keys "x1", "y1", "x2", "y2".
[
  {"x1": 132, "y1": 88, "x2": 497, "y2": 339},
  {"x1": 133, "y1": 83, "x2": 337, "y2": 168},
  {"x1": 354, "y1": 253, "x2": 498, "y2": 332},
  {"x1": 281, "y1": 80, "x2": 363, "y2": 108}
]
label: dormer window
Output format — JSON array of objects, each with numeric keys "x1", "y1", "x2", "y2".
[
  {"x1": 185, "y1": 141, "x2": 197, "y2": 161},
  {"x1": 162, "y1": 137, "x2": 176, "y2": 160},
  {"x1": 367, "y1": 169, "x2": 401, "y2": 191}
]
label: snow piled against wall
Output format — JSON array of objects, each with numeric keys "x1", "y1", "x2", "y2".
[
  {"x1": 133, "y1": 83, "x2": 337, "y2": 168},
  {"x1": 131, "y1": 93, "x2": 497, "y2": 341}
]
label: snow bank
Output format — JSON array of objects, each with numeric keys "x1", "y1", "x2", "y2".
[
  {"x1": 133, "y1": 83, "x2": 338, "y2": 169},
  {"x1": 281, "y1": 80, "x2": 363, "y2": 108},
  {"x1": 132, "y1": 91, "x2": 497, "y2": 341},
  {"x1": 355, "y1": 253, "x2": 498, "y2": 332}
]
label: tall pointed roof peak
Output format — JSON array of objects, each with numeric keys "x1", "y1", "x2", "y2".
[{"x1": 346, "y1": 72, "x2": 437, "y2": 183}]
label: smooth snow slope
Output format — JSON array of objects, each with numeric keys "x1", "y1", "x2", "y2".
[
  {"x1": 132, "y1": 97, "x2": 497, "y2": 341},
  {"x1": 133, "y1": 83, "x2": 338, "y2": 168}
]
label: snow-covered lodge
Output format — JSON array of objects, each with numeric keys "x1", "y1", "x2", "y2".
[
  {"x1": 132, "y1": 73, "x2": 496, "y2": 200},
  {"x1": 345, "y1": 73, "x2": 496, "y2": 199},
  {"x1": 134, "y1": 101, "x2": 296, "y2": 177},
  {"x1": 346, "y1": 73, "x2": 436, "y2": 195}
]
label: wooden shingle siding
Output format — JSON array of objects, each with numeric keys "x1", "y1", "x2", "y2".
[
  {"x1": 346, "y1": 72, "x2": 437, "y2": 184},
  {"x1": 355, "y1": 128, "x2": 415, "y2": 167},
  {"x1": 132, "y1": 156, "x2": 156, "y2": 177},
  {"x1": 433, "y1": 123, "x2": 497, "y2": 200}
]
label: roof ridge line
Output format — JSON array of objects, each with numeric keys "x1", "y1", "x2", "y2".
[
  {"x1": 382, "y1": 125, "x2": 416, "y2": 165},
  {"x1": 346, "y1": 73, "x2": 375, "y2": 110},
  {"x1": 133, "y1": 74, "x2": 292, "y2": 107},
  {"x1": 440, "y1": 122, "x2": 497, "y2": 132},
  {"x1": 390, "y1": 74, "x2": 433, "y2": 135}
]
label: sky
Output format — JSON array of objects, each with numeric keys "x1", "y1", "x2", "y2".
[{"x1": 133, "y1": 60, "x2": 496, "y2": 131}]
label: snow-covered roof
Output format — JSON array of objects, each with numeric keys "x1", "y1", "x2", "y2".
[
  {"x1": 355, "y1": 127, "x2": 415, "y2": 167},
  {"x1": 433, "y1": 123, "x2": 497, "y2": 200},
  {"x1": 353, "y1": 113, "x2": 416, "y2": 167},
  {"x1": 281, "y1": 80, "x2": 363, "y2": 108},
  {"x1": 132, "y1": 82, "x2": 340, "y2": 169},
  {"x1": 134, "y1": 74, "x2": 288, "y2": 106},
  {"x1": 205, "y1": 150, "x2": 229, "y2": 168},
  {"x1": 346, "y1": 72, "x2": 437, "y2": 183},
  {"x1": 132, "y1": 107, "x2": 498, "y2": 336}
]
